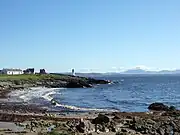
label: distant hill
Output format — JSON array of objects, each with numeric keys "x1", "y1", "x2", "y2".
[
  {"x1": 122, "y1": 69, "x2": 180, "y2": 74},
  {"x1": 122, "y1": 69, "x2": 152, "y2": 74},
  {"x1": 54, "y1": 69, "x2": 180, "y2": 77}
]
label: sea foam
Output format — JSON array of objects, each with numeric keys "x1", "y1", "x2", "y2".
[{"x1": 9, "y1": 87, "x2": 118, "y2": 112}]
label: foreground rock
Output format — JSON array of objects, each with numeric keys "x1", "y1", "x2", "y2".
[
  {"x1": 92, "y1": 114, "x2": 110, "y2": 124},
  {"x1": 58, "y1": 111, "x2": 180, "y2": 135},
  {"x1": 1, "y1": 109, "x2": 180, "y2": 135}
]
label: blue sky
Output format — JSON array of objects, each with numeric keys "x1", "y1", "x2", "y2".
[{"x1": 0, "y1": 0, "x2": 180, "y2": 72}]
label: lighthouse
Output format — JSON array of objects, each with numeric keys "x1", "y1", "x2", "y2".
[{"x1": 72, "y1": 69, "x2": 75, "y2": 76}]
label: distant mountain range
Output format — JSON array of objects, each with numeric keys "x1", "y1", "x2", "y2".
[
  {"x1": 122, "y1": 69, "x2": 180, "y2": 74},
  {"x1": 61, "y1": 69, "x2": 180, "y2": 77}
]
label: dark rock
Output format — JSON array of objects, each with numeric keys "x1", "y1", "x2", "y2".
[
  {"x1": 170, "y1": 121, "x2": 180, "y2": 132},
  {"x1": 87, "y1": 78, "x2": 110, "y2": 85},
  {"x1": 97, "y1": 124, "x2": 106, "y2": 132},
  {"x1": 126, "y1": 115, "x2": 133, "y2": 119},
  {"x1": 157, "y1": 128, "x2": 165, "y2": 135},
  {"x1": 51, "y1": 99, "x2": 57, "y2": 106},
  {"x1": 111, "y1": 126, "x2": 116, "y2": 132},
  {"x1": 76, "y1": 119, "x2": 95, "y2": 134},
  {"x1": 165, "y1": 125, "x2": 173, "y2": 135},
  {"x1": 92, "y1": 114, "x2": 110, "y2": 125},
  {"x1": 116, "y1": 132, "x2": 128, "y2": 135},
  {"x1": 148, "y1": 103, "x2": 169, "y2": 111},
  {"x1": 146, "y1": 119, "x2": 156, "y2": 125},
  {"x1": 108, "y1": 121, "x2": 117, "y2": 132},
  {"x1": 76, "y1": 121, "x2": 85, "y2": 133},
  {"x1": 66, "y1": 120, "x2": 79, "y2": 128},
  {"x1": 66, "y1": 81, "x2": 91, "y2": 88},
  {"x1": 95, "y1": 80, "x2": 110, "y2": 84},
  {"x1": 66, "y1": 82, "x2": 83, "y2": 88},
  {"x1": 129, "y1": 117, "x2": 148, "y2": 132},
  {"x1": 162, "y1": 110, "x2": 180, "y2": 117},
  {"x1": 169, "y1": 106, "x2": 176, "y2": 111},
  {"x1": 121, "y1": 129, "x2": 127, "y2": 132}
]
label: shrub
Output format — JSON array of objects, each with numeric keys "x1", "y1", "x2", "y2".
[{"x1": 14, "y1": 80, "x2": 21, "y2": 85}]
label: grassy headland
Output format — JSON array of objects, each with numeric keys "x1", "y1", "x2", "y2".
[
  {"x1": 0, "y1": 74, "x2": 80, "y2": 81},
  {"x1": 0, "y1": 74, "x2": 109, "y2": 97}
]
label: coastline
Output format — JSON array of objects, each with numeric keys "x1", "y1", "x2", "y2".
[
  {"x1": 0, "y1": 100, "x2": 180, "y2": 134},
  {"x1": 0, "y1": 74, "x2": 112, "y2": 114},
  {"x1": 0, "y1": 74, "x2": 110, "y2": 98},
  {"x1": 0, "y1": 74, "x2": 180, "y2": 134}
]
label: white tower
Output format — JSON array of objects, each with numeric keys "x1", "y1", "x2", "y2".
[{"x1": 72, "y1": 69, "x2": 75, "y2": 76}]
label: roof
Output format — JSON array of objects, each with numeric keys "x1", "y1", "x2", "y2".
[{"x1": 3, "y1": 68, "x2": 23, "y2": 71}]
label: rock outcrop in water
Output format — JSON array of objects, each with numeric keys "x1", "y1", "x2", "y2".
[
  {"x1": 148, "y1": 102, "x2": 169, "y2": 111},
  {"x1": 148, "y1": 102, "x2": 176, "y2": 112}
]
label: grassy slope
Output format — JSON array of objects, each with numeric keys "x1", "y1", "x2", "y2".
[{"x1": 0, "y1": 74, "x2": 87, "y2": 82}]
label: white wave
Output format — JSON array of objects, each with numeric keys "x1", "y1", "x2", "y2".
[
  {"x1": 9, "y1": 87, "x2": 118, "y2": 112},
  {"x1": 9, "y1": 87, "x2": 64, "y2": 102},
  {"x1": 41, "y1": 91, "x2": 56, "y2": 101},
  {"x1": 55, "y1": 103, "x2": 118, "y2": 112},
  {"x1": 43, "y1": 93, "x2": 118, "y2": 112}
]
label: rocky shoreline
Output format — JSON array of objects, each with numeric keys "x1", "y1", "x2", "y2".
[
  {"x1": 0, "y1": 102, "x2": 180, "y2": 135},
  {"x1": 0, "y1": 74, "x2": 180, "y2": 135},
  {"x1": 0, "y1": 87, "x2": 179, "y2": 135}
]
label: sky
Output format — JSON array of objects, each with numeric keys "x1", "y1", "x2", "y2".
[{"x1": 0, "y1": 0, "x2": 180, "y2": 73}]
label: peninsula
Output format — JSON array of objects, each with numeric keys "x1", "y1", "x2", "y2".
[{"x1": 0, "y1": 73, "x2": 110, "y2": 97}]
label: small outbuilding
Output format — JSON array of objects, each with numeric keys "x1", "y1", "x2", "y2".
[
  {"x1": 40, "y1": 69, "x2": 46, "y2": 74},
  {"x1": 23, "y1": 68, "x2": 35, "y2": 74}
]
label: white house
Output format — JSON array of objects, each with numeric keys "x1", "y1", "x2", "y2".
[{"x1": 1, "y1": 68, "x2": 23, "y2": 75}]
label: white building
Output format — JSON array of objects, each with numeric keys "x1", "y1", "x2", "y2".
[{"x1": 1, "y1": 68, "x2": 23, "y2": 75}]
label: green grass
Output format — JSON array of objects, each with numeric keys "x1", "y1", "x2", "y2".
[
  {"x1": 0, "y1": 74, "x2": 87, "y2": 82},
  {"x1": 0, "y1": 74, "x2": 66, "y2": 80}
]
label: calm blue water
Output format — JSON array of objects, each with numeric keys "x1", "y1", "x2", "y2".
[{"x1": 51, "y1": 75, "x2": 180, "y2": 112}]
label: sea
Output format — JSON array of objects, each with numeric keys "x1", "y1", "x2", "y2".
[{"x1": 9, "y1": 75, "x2": 180, "y2": 112}]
